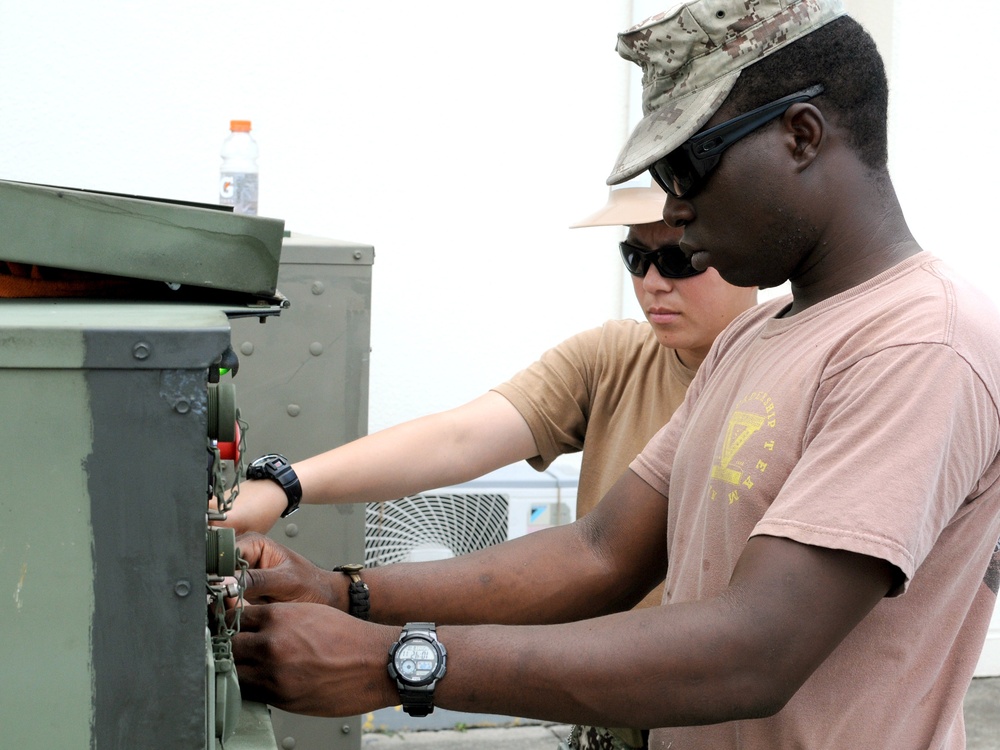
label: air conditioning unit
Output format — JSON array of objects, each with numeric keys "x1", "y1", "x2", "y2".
[{"x1": 365, "y1": 460, "x2": 579, "y2": 567}]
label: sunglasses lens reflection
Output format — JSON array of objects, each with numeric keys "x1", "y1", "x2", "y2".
[
  {"x1": 651, "y1": 152, "x2": 698, "y2": 199},
  {"x1": 621, "y1": 245, "x2": 647, "y2": 276}
]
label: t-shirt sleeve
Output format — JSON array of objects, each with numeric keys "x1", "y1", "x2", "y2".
[
  {"x1": 492, "y1": 326, "x2": 603, "y2": 471},
  {"x1": 629, "y1": 322, "x2": 728, "y2": 498},
  {"x1": 629, "y1": 363, "x2": 705, "y2": 499},
  {"x1": 753, "y1": 342, "x2": 1000, "y2": 591}
]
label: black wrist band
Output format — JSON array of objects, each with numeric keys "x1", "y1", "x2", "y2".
[
  {"x1": 245, "y1": 453, "x2": 302, "y2": 518},
  {"x1": 333, "y1": 564, "x2": 370, "y2": 621}
]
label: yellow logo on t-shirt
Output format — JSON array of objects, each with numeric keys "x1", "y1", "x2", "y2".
[{"x1": 710, "y1": 392, "x2": 776, "y2": 504}]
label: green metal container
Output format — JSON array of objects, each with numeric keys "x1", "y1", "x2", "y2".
[{"x1": 0, "y1": 183, "x2": 372, "y2": 749}]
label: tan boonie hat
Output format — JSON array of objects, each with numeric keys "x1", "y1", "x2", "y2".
[
  {"x1": 607, "y1": 0, "x2": 846, "y2": 185},
  {"x1": 570, "y1": 181, "x2": 667, "y2": 228}
]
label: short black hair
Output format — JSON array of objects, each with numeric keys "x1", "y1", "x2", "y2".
[{"x1": 722, "y1": 16, "x2": 889, "y2": 171}]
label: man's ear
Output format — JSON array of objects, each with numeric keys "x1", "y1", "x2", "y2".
[{"x1": 783, "y1": 103, "x2": 824, "y2": 172}]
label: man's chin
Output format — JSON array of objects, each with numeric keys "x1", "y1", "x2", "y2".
[{"x1": 719, "y1": 268, "x2": 786, "y2": 290}]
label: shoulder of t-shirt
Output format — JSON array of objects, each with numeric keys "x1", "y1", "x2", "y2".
[
  {"x1": 709, "y1": 296, "x2": 789, "y2": 353},
  {"x1": 553, "y1": 318, "x2": 658, "y2": 352},
  {"x1": 830, "y1": 253, "x2": 999, "y2": 356},
  {"x1": 919, "y1": 255, "x2": 999, "y2": 334}
]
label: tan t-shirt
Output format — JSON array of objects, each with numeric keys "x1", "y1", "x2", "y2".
[
  {"x1": 494, "y1": 319, "x2": 694, "y2": 610},
  {"x1": 494, "y1": 319, "x2": 694, "y2": 518},
  {"x1": 632, "y1": 253, "x2": 1000, "y2": 749}
]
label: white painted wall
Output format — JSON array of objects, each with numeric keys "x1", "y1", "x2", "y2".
[
  {"x1": 3, "y1": 1, "x2": 995, "y2": 429},
  {"x1": 2, "y1": 0, "x2": 999, "y2": 670},
  {"x1": 0, "y1": 0, "x2": 634, "y2": 432}
]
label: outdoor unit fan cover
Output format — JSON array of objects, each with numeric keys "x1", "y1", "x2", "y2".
[{"x1": 365, "y1": 493, "x2": 510, "y2": 567}]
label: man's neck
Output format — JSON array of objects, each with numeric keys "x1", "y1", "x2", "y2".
[{"x1": 785, "y1": 178, "x2": 918, "y2": 316}]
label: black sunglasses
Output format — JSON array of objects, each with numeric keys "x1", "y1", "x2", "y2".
[
  {"x1": 649, "y1": 84, "x2": 825, "y2": 199},
  {"x1": 619, "y1": 241, "x2": 703, "y2": 279}
]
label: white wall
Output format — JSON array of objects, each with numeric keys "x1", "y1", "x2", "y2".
[
  {"x1": 890, "y1": 0, "x2": 1000, "y2": 285},
  {"x1": 0, "y1": 0, "x2": 632, "y2": 431},
  {"x1": 1, "y1": 0, "x2": 996, "y2": 432}
]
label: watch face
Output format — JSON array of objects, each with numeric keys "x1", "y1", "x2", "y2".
[{"x1": 394, "y1": 638, "x2": 439, "y2": 683}]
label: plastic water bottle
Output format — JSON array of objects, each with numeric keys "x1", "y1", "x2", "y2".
[{"x1": 219, "y1": 120, "x2": 259, "y2": 215}]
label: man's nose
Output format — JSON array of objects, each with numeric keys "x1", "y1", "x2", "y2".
[
  {"x1": 642, "y1": 262, "x2": 675, "y2": 291},
  {"x1": 662, "y1": 193, "x2": 694, "y2": 229}
]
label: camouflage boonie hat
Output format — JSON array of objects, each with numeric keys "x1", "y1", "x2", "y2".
[{"x1": 607, "y1": 0, "x2": 846, "y2": 185}]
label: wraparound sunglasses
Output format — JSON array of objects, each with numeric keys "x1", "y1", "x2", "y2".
[
  {"x1": 649, "y1": 84, "x2": 825, "y2": 199},
  {"x1": 619, "y1": 241, "x2": 703, "y2": 279}
]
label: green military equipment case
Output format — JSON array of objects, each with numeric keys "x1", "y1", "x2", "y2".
[{"x1": 0, "y1": 181, "x2": 371, "y2": 750}]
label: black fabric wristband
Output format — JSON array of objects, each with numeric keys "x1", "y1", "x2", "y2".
[
  {"x1": 245, "y1": 453, "x2": 302, "y2": 518},
  {"x1": 333, "y1": 564, "x2": 370, "y2": 621}
]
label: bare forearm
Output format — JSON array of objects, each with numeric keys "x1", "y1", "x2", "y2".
[
  {"x1": 295, "y1": 395, "x2": 534, "y2": 506},
  {"x1": 361, "y1": 522, "x2": 652, "y2": 627},
  {"x1": 435, "y1": 606, "x2": 757, "y2": 729},
  {"x1": 227, "y1": 392, "x2": 536, "y2": 533},
  {"x1": 359, "y1": 472, "x2": 672, "y2": 626},
  {"x1": 435, "y1": 539, "x2": 894, "y2": 729},
  {"x1": 238, "y1": 589, "x2": 770, "y2": 725},
  {"x1": 235, "y1": 489, "x2": 895, "y2": 726}
]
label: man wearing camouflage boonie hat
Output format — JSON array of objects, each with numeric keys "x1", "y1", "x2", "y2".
[
  {"x1": 230, "y1": 0, "x2": 1000, "y2": 747},
  {"x1": 606, "y1": 0, "x2": 844, "y2": 186},
  {"x1": 571, "y1": 2, "x2": 848, "y2": 749}
]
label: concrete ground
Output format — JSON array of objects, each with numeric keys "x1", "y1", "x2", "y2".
[
  {"x1": 361, "y1": 676, "x2": 1000, "y2": 749},
  {"x1": 963, "y1": 676, "x2": 1000, "y2": 749}
]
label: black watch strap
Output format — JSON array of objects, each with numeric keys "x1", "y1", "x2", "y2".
[
  {"x1": 388, "y1": 622, "x2": 447, "y2": 717},
  {"x1": 245, "y1": 453, "x2": 303, "y2": 518},
  {"x1": 333, "y1": 564, "x2": 370, "y2": 621},
  {"x1": 400, "y1": 683, "x2": 435, "y2": 717}
]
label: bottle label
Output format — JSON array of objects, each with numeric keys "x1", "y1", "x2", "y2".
[
  {"x1": 219, "y1": 175, "x2": 236, "y2": 201},
  {"x1": 219, "y1": 172, "x2": 259, "y2": 216}
]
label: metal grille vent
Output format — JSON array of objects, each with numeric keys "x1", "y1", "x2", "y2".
[{"x1": 364, "y1": 493, "x2": 510, "y2": 567}]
